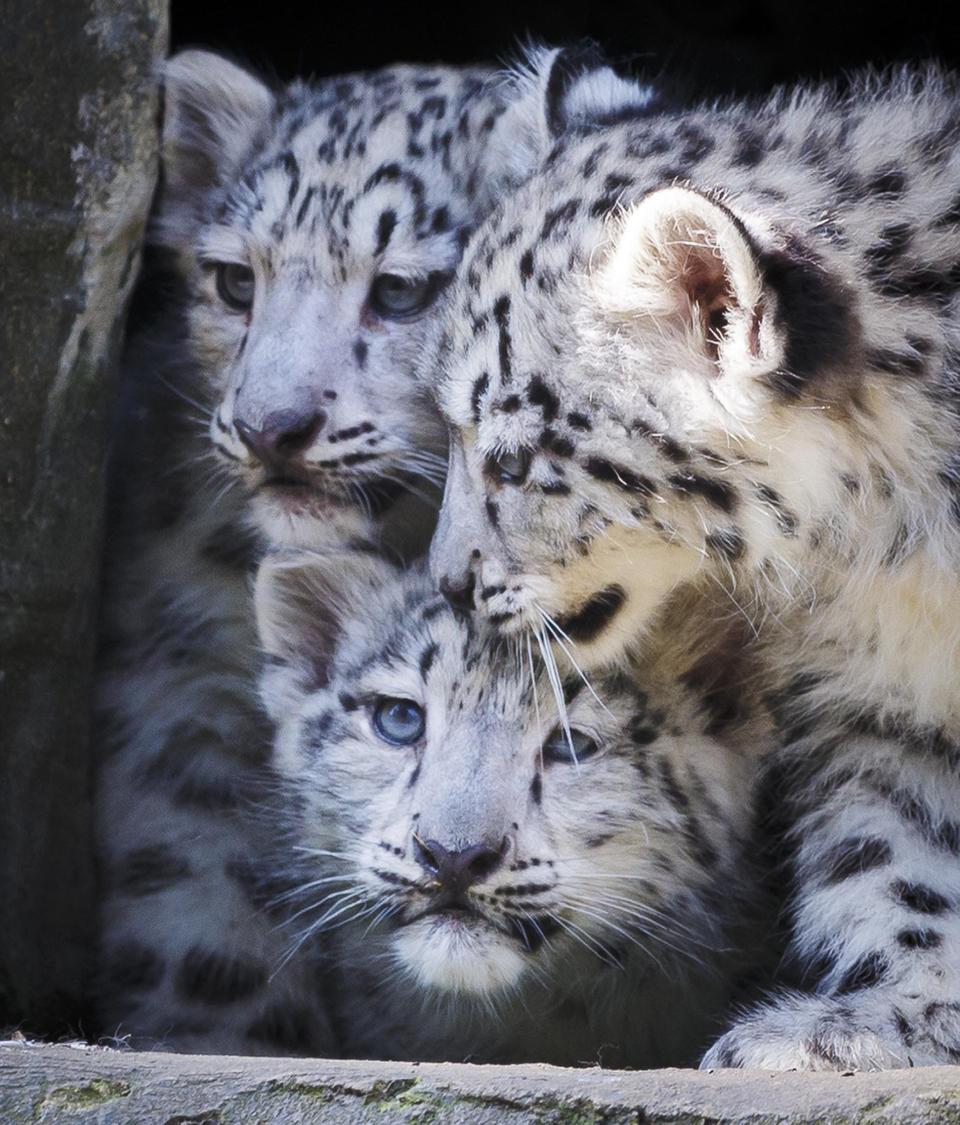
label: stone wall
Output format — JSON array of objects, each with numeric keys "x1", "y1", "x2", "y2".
[
  {"x1": 0, "y1": 0, "x2": 167, "y2": 1034},
  {"x1": 4, "y1": 1044, "x2": 960, "y2": 1124}
]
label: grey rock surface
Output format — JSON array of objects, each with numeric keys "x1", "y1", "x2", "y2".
[
  {"x1": 3, "y1": 1044, "x2": 960, "y2": 1124},
  {"x1": 0, "y1": 0, "x2": 167, "y2": 1032}
]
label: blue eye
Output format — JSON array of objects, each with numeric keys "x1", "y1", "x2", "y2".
[
  {"x1": 372, "y1": 697, "x2": 426, "y2": 745},
  {"x1": 543, "y1": 728, "x2": 599, "y2": 764},
  {"x1": 370, "y1": 273, "x2": 438, "y2": 318}
]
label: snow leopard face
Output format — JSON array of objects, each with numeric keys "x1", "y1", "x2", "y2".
[
  {"x1": 430, "y1": 64, "x2": 960, "y2": 669},
  {"x1": 255, "y1": 552, "x2": 743, "y2": 1000},
  {"x1": 157, "y1": 53, "x2": 504, "y2": 547},
  {"x1": 157, "y1": 48, "x2": 663, "y2": 549}
]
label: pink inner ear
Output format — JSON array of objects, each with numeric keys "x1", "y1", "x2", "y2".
[
  {"x1": 748, "y1": 305, "x2": 763, "y2": 358},
  {"x1": 684, "y1": 252, "x2": 735, "y2": 364},
  {"x1": 686, "y1": 253, "x2": 730, "y2": 311}
]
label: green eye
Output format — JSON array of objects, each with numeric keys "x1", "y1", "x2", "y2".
[
  {"x1": 543, "y1": 728, "x2": 600, "y2": 764},
  {"x1": 488, "y1": 449, "x2": 531, "y2": 484},
  {"x1": 372, "y1": 697, "x2": 426, "y2": 745},
  {"x1": 215, "y1": 262, "x2": 255, "y2": 311},
  {"x1": 370, "y1": 273, "x2": 438, "y2": 319}
]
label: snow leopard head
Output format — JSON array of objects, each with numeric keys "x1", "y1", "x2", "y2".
[
  {"x1": 428, "y1": 63, "x2": 951, "y2": 669},
  {"x1": 157, "y1": 47, "x2": 661, "y2": 549},
  {"x1": 255, "y1": 551, "x2": 743, "y2": 1000}
]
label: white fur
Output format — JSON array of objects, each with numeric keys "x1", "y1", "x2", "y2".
[{"x1": 430, "y1": 61, "x2": 960, "y2": 1069}]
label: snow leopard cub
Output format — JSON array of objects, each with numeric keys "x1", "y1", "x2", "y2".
[
  {"x1": 254, "y1": 550, "x2": 764, "y2": 1067},
  {"x1": 430, "y1": 60, "x2": 960, "y2": 1069},
  {"x1": 94, "y1": 48, "x2": 662, "y2": 1052}
]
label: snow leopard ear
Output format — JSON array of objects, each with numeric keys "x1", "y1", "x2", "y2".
[
  {"x1": 255, "y1": 549, "x2": 399, "y2": 690},
  {"x1": 595, "y1": 186, "x2": 783, "y2": 383},
  {"x1": 158, "y1": 50, "x2": 275, "y2": 244},
  {"x1": 484, "y1": 43, "x2": 659, "y2": 195}
]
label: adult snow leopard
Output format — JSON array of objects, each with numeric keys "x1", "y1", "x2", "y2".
[
  {"x1": 94, "y1": 48, "x2": 661, "y2": 1052},
  {"x1": 253, "y1": 549, "x2": 764, "y2": 1067},
  {"x1": 429, "y1": 62, "x2": 960, "y2": 1069}
]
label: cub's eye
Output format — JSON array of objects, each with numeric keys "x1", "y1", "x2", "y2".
[
  {"x1": 370, "y1": 273, "x2": 436, "y2": 319},
  {"x1": 372, "y1": 697, "x2": 426, "y2": 745},
  {"x1": 488, "y1": 449, "x2": 531, "y2": 485},
  {"x1": 215, "y1": 262, "x2": 255, "y2": 311},
  {"x1": 543, "y1": 727, "x2": 600, "y2": 764}
]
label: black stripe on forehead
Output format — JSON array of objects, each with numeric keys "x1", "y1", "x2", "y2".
[
  {"x1": 493, "y1": 296, "x2": 512, "y2": 381},
  {"x1": 341, "y1": 594, "x2": 447, "y2": 683},
  {"x1": 471, "y1": 372, "x2": 489, "y2": 424},
  {"x1": 375, "y1": 209, "x2": 397, "y2": 255},
  {"x1": 419, "y1": 643, "x2": 439, "y2": 679},
  {"x1": 295, "y1": 187, "x2": 315, "y2": 228},
  {"x1": 362, "y1": 163, "x2": 427, "y2": 228}
]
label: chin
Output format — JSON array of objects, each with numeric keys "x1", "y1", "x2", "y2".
[
  {"x1": 392, "y1": 916, "x2": 527, "y2": 996},
  {"x1": 249, "y1": 489, "x2": 376, "y2": 550}
]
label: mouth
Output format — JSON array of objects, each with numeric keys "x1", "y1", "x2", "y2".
[
  {"x1": 481, "y1": 588, "x2": 532, "y2": 633},
  {"x1": 262, "y1": 474, "x2": 311, "y2": 493},
  {"x1": 401, "y1": 897, "x2": 558, "y2": 953},
  {"x1": 258, "y1": 472, "x2": 408, "y2": 516},
  {"x1": 486, "y1": 608, "x2": 526, "y2": 632}
]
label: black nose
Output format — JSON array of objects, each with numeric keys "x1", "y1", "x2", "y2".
[
  {"x1": 413, "y1": 836, "x2": 506, "y2": 893},
  {"x1": 235, "y1": 409, "x2": 326, "y2": 466},
  {"x1": 438, "y1": 572, "x2": 476, "y2": 613}
]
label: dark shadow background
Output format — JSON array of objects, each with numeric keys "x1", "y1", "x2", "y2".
[{"x1": 172, "y1": 2, "x2": 960, "y2": 97}]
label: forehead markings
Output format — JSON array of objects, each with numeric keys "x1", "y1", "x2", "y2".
[
  {"x1": 419, "y1": 643, "x2": 439, "y2": 680},
  {"x1": 375, "y1": 210, "x2": 397, "y2": 256},
  {"x1": 493, "y1": 295, "x2": 512, "y2": 381},
  {"x1": 471, "y1": 372, "x2": 489, "y2": 425},
  {"x1": 526, "y1": 376, "x2": 559, "y2": 423},
  {"x1": 519, "y1": 248, "x2": 535, "y2": 285},
  {"x1": 279, "y1": 151, "x2": 300, "y2": 206},
  {"x1": 294, "y1": 187, "x2": 316, "y2": 229},
  {"x1": 363, "y1": 163, "x2": 428, "y2": 229}
]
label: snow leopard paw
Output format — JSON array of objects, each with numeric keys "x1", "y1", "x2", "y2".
[{"x1": 699, "y1": 991, "x2": 958, "y2": 1071}]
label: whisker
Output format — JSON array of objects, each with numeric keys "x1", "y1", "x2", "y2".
[
  {"x1": 538, "y1": 609, "x2": 614, "y2": 718},
  {"x1": 157, "y1": 374, "x2": 214, "y2": 417},
  {"x1": 535, "y1": 620, "x2": 575, "y2": 763}
]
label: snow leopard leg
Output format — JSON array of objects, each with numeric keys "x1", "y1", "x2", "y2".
[{"x1": 703, "y1": 728, "x2": 960, "y2": 1070}]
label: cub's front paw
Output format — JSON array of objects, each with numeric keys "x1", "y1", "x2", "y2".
[{"x1": 701, "y1": 992, "x2": 925, "y2": 1071}]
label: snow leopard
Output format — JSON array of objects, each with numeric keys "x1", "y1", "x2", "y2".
[
  {"x1": 253, "y1": 549, "x2": 765, "y2": 1068},
  {"x1": 93, "y1": 48, "x2": 662, "y2": 1052},
  {"x1": 428, "y1": 59, "x2": 960, "y2": 1069}
]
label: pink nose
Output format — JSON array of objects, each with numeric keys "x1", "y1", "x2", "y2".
[
  {"x1": 234, "y1": 409, "x2": 326, "y2": 466},
  {"x1": 413, "y1": 836, "x2": 506, "y2": 892}
]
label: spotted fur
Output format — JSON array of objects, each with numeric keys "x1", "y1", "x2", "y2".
[
  {"x1": 430, "y1": 60, "x2": 960, "y2": 1068},
  {"x1": 254, "y1": 552, "x2": 763, "y2": 1067},
  {"x1": 93, "y1": 47, "x2": 662, "y2": 1052}
]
